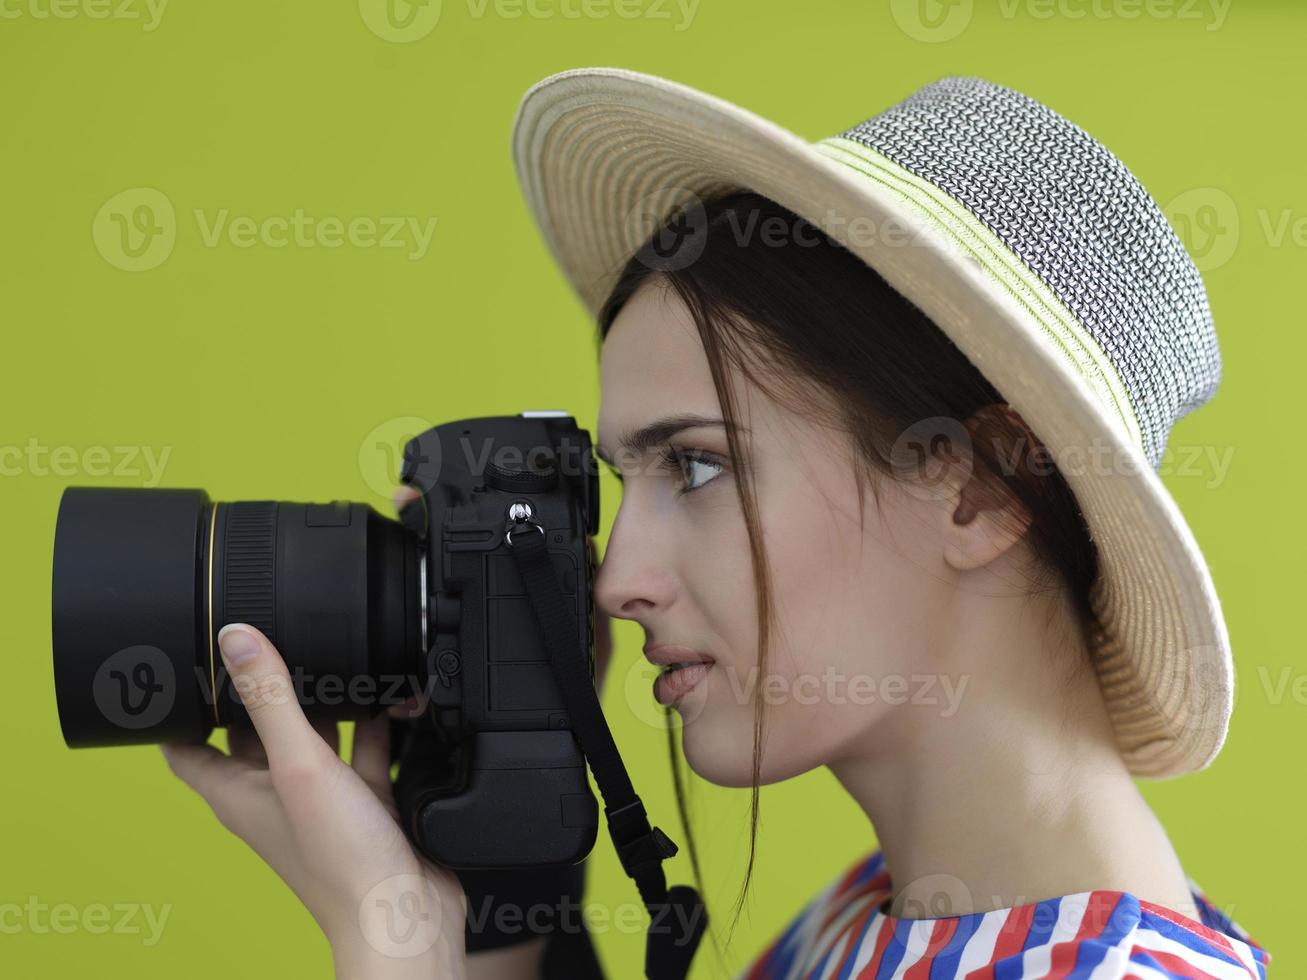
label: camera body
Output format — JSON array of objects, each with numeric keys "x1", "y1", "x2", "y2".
[
  {"x1": 392, "y1": 411, "x2": 601, "y2": 869},
  {"x1": 52, "y1": 411, "x2": 602, "y2": 871}
]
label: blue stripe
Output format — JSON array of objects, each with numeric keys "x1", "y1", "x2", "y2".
[
  {"x1": 1065, "y1": 893, "x2": 1136, "y2": 980},
  {"x1": 873, "y1": 918, "x2": 915, "y2": 979},
  {"x1": 832, "y1": 904, "x2": 882, "y2": 980},
  {"x1": 993, "y1": 897, "x2": 1061, "y2": 979},
  {"x1": 1127, "y1": 948, "x2": 1178, "y2": 976},
  {"x1": 762, "y1": 898, "x2": 814, "y2": 979},
  {"x1": 807, "y1": 946, "x2": 834, "y2": 979},
  {"x1": 928, "y1": 914, "x2": 983, "y2": 979},
  {"x1": 1137, "y1": 908, "x2": 1246, "y2": 970}
]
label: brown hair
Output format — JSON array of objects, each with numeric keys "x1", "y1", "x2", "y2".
[{"x1": 596, "y1": 190, "x2": 1099, "y2": 950}]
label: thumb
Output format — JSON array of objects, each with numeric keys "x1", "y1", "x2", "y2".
[{"x1": 218, "y1": 624, "x2": 325, "y2": 773}]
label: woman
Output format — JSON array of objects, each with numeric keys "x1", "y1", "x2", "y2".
[{"x1": 162, "y1": 71, "x2": 1272, "y2": 977}]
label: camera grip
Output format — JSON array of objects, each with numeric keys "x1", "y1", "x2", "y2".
[{"x1": 413, "y1": 730, "x2": 599, "y2": 869}]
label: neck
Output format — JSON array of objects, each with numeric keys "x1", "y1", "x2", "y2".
[{"x1": 827, "y1": 588, "x2": 1200, "y2": 923}]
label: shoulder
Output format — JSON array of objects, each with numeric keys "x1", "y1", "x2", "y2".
[
  {"x1": 738, "y1": 849, "x2": 889, "y2": 980},
  {"x1": 737, "y1": 853, "x2": 1272, "y2": 980},
  {"x1": 984, "y1": 891, "x2": 1272, "y2": 979},
  {"x1": 1120, "y1": 893, "x2": 1272, "y2": 979},
  {"x1": 739, "y1": 849, "x2": 887, "y2": 979}
]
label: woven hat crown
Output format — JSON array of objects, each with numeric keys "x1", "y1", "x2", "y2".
[{"x1": 820, "y1": 76, "x2": 1220, "y2": 470}]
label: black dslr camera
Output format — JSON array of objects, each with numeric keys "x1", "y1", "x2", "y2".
[{"x1": 51, "y1": 412, "x2": 706, "y2": 978}]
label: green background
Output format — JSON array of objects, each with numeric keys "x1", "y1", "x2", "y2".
[{"x1": 2, "y1": 0, "x2": 1301, "y2": 975}]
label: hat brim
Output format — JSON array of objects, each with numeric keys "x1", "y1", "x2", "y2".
[{"x1": 512, "y1": 67, "x2": 1233, "y2": 779}]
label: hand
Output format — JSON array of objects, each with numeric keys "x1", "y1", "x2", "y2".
[{"x1": 160, "y1": 488, "x2": 470, "y2": 979}]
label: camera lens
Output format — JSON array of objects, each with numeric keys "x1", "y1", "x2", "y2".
[{"x1": 52, "y1": 487, "x2": 423, "y2": 747}]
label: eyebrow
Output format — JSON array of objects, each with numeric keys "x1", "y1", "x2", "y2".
[{"x1": 595, "y1": 413, "x2": 742, "y2": 465}]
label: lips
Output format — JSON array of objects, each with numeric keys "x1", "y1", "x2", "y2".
[
  {"x1": 642, "y1": 643, "x2": 716, "y2": 670},
  {"x1": 644, "y1": 643, "x2": 716, "y2": 706}
]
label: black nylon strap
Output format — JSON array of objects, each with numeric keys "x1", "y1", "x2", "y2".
[{"x1": 507, "y1": 524, "x2": 707, "y2": 980}]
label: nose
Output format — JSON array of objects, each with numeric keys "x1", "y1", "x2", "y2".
[{"x1": 593, "y1": 499, "x2": 679, "y2": 625}]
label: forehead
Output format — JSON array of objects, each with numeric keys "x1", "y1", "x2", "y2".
[{"x1": 597, "y1": 282, "x2": 721, "y2": 454}]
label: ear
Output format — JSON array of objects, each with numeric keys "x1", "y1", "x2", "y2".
[{"x1": 938, "y1": 404, "x2": 1036, "y2": 573}]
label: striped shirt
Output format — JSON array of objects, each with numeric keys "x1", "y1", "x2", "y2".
[{"x1": 740, "y1": 850, "x2": 1271, "y2": 979}]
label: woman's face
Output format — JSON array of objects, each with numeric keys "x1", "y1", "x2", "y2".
[{"x1": 594, "y1": 280, "x2": 973, "y2": 788}]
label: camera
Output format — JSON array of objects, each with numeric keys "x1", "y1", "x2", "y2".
[{"x1": 52, "y1": 411, "x2": 603, "y2": 870}]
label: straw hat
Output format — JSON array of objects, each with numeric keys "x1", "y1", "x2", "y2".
[{"x1": 511, "y1": 68, "x2": 1233, "y2": 778}]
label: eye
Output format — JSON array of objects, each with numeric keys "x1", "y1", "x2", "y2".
[{"x1": 658, "y1": 447, "x2": 724, "y2": 495}]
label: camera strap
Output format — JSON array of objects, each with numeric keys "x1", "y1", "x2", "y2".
[{"x1": 507, "y1": 524, "x2": 708, "y2": 980}]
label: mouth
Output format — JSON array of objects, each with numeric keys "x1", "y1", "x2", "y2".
[
  {"x1": 643, "y1": 643, "x2": 715, "y2": 706},
  {"x1": 649, "y1": 656, "x2": 715, "y2": 706}
]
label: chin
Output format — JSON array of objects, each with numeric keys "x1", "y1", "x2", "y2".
[{"x1": 680, "y1": 712, "x2": 815, "y2": 788}]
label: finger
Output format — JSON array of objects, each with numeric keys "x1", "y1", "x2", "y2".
[
  {"x1": 350, "y1": 713, "x2": 392, "y2": 790},
  {"x1": 386, "y1": 698, "x2": 415, "y2": 719},
  {"x1": 227, "y1": 726, "x2": 268, "y2": 767},
  {"x1": 218, "y1": 624, "x2": 331, "y2": 773},
  {"x1": 385, "y1": 690, "x2": 429, "y2": 719},
  {"x1": 160, "y1": 741, "x2": 250, "y2": 808},
  {"x1": 393, "y1": 485, "x2": 421, "y2": 514}
]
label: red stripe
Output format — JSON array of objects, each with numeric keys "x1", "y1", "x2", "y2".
[
  {"x1": 856, "y1": 911, "x2": 898, "y2": 978},
  {"x1": 1138, "y1": 947, "x2": 1226, "y2": 980},
  {"x1": 1138, "y1": 899, "x2": 1239, "y2": 960},
  {"x1": 903, "y1": 920, "x2": 960, "y2": 979},
  {"x1": 965, "y1": 907, "x2": 1032, "y2": 980},
  {"x1": 1044, "y1": 891, "x2": 1125, "y2": 979},
  {"x1": 832, "y1": 897, "x2": 885, "y2": 974},
  {"x1": 815, "y1": 872, "x2": 891, "y2": 938},
  {"x1": 742, "y1": 931, "x2": 784, "y2": 980}
]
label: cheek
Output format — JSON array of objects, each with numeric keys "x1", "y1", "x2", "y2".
[
  {"x1": 764, "y1": 478, "x2": 949, "y2": 685},
  {"x1": 676, "y1": 494, "x2": 757, "y2": 646}
]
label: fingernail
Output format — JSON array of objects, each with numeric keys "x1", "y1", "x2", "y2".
[{"x1": 218, "y1": 624, "x2": 259, "y2": 666}]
